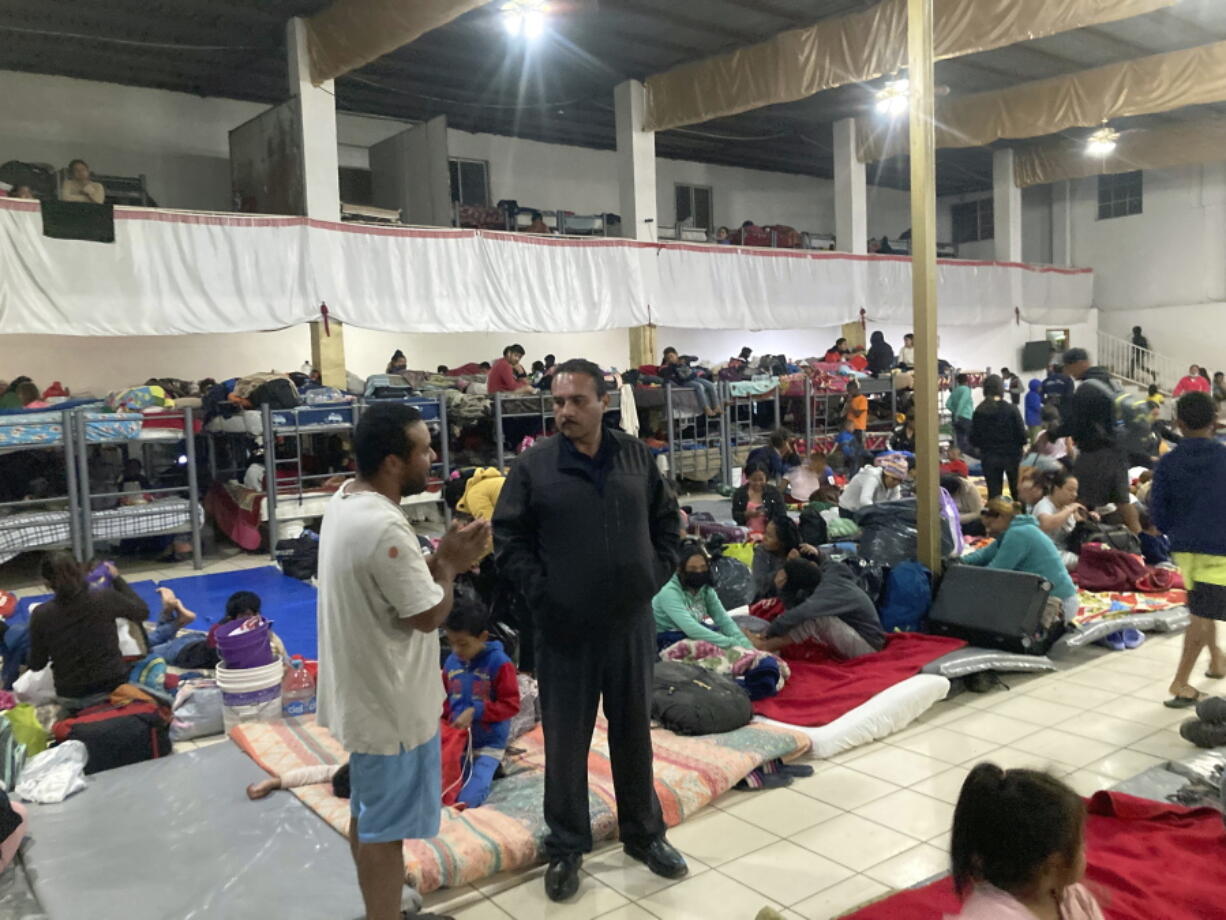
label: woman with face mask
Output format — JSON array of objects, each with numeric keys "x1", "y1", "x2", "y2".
[{"x1": 652, "y1": 545, "x2": 754, "y2": 652}]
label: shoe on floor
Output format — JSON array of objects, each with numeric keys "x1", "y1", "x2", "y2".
[
  {"x1": 1121, "y1": 628, "x2": 1145, "y2": 649},
  {"x1": 1196, "y1": 696, "x2": 1226, "y2": 725},
  {"x1": 624, "y1": 837, "x2": 689, "y2": 880},
  {"x1": 1099, "y1": 631, "x2": 1126, "y2": 651},
  {"x1": 544, "y1": 854, "x2": 582, "y2": 902},
  {"x1": 1179, "y1": 717, "x2": 1226, "y2": 749}
]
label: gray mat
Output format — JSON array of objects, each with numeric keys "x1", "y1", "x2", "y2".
[{"x1": 24, "y1": 742, "x2": 364, "y2": 920}]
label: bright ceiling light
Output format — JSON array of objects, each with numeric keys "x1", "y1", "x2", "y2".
[
  {"x1": 502, "y1": 0, "x2": 547, "y2": 39},
  {"x1": 1086, "y1": 125, "x2": 1119, "y2": 156},
  {"x1": 875, "y1": 79, "x2": 910, "y2": 118}
]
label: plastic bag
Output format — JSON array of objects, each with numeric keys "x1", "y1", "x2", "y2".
[
  {"x1": 169, "y1": 678, "x2": 224, "y2": 742},
  {"x1": 16, "y1": 740, "x2": 88, "y2": 804},
  {"x1": 855, "y1": 498, "x2": 953, "y2": 567},
  {"x1": 13, "y1": 667, "x2": 55, "y2": 706},
  {"x1": 710, "y1": 556, "x2": 753, "y2": 610},
  {"x1": 3, "y1": 705, "x2": 48, "y2": 758}
]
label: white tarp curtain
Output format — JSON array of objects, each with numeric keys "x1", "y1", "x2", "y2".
[{"x1": 0, "y1": 201, "x2": 1093, "y2": 336}]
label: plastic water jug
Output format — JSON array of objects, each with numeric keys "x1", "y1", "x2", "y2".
[{"x1": 281, "y1": 659, "x2": 316, "y2": 716}]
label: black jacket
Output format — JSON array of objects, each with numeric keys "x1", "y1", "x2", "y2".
[
  {"x1": 493, "y1": 429, "x2": 680, "y2": 639},
  {"x1": 766, "y1": 560, "x2": 885, "y2": 651},
  {"x1": 970, "y1": 398, "x2": 1027, "y2": 457},
  {"x1": 1056, "y1": 366, "x2": 1117, "y2": 452},
  {"x1": 731, "y1": 484, "x2": 787, "y2": 527},
  {"x1": 867, "y1": 342, "x2": 895, "y2": 375}
]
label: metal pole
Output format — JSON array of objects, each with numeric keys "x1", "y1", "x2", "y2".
[
  {"x1": 718, "y1": 381, "x2": 731, "y2": 488},
  {"x1": 437, "y1": 394, "x2": 452, "y2": 526},
  {"x1": 665, "y1": 384, "x2": 677, "y2": 488},
  {"x1": 262, "y1": 403, "x2": 277, "y2": 561},
  {"x1": 74, "y1": 411, "x2": 93, "y2": 562},
  {"x1": 184, "y1": 407, "x2": 203, "y2": 570},
  {"x1": 804, "y1": 378, "x2": 814, "y2": 459},
  {"x1": 494, "y1": 395, "x2": 505, "y2": 470},
  {"x1": 63, "y1": 408, "x2": 82, "y2": 562},
  {"x1": 909, "y1": 0, "x2": 941, "y2": 571}
]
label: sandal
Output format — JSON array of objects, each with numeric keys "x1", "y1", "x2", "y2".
[{"x1": 1165, "y1": 688, "x2": 1207, "y2": 709}]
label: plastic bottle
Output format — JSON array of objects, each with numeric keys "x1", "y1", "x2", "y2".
[{"x1": 281, "y1": 659, "x2": 317, "y2": 716}]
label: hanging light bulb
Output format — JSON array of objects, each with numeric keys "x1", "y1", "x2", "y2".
[
  {"x1": 1086, "y1": 125, "x2": 1119, "y2": 156},
  {"x1": 502, "y1": 0, "x2": 547, "y2": 39},
  {"x1": 875, "y1": 79, "x2": 910, "y2": 118}
]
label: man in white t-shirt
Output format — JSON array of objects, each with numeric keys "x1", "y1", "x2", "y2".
[{"x1": 317, "y1": 402, "x2": 488, "y2": 920}]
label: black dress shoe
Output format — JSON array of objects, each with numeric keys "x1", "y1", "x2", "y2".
[
  {"x1": 623, "y1": 837, "x2": 689, "y2": 880},
  {"x1": 544, "y1": 854, "x2": 582, "y2": 902}
]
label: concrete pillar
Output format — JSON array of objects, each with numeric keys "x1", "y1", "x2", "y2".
[
  {"x1": 833, "y1": 118, "x2": 867, "y2": 254},
  {"x1": 288, "y1": 17, "x2": 340, "y2": 222},
  {"x1": 992, "y1": 148, "x2": 1022, "y2": 262},
  {"x1": 1051, "y1": 180, "x2": 1073, "y2": 266},
  {"x1": 311, "y1": 317, "x2": 347, "y2": 390},
  {"x1": 614, "y1": 80, "x2": 657, "y2": 242},
  {"x1": 628, "y1": 324, "x2": 658, "y2": 370}
]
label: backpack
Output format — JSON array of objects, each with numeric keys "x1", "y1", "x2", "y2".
[
  {"x1": 275, "y1": 530, "x2": 319, "y2": 580},
  {"x1": 52, "y1": 700, "x2": 171, "y2": 774},
  {"x1": 364, "y1": 374, "x2": 413, "y2": 399},
  {"x1": 877, "y1": 562, "x2": 934, "y2": 632},
  {"x1": 651, "y1": 661, "x2": 752, "y2": 735},
  {"x1": 798, "y1": 504, "x2": 830, "y2": 546},
  {"x1": 1068, "y1": 520, "x2": 1141, "y2": 556},
  {"x1": 250, "y1": 377, "x2": 301, "y2": 410},
  {"x1": 1084, "y1": 378, "x2": 1155, "y2": 456}
]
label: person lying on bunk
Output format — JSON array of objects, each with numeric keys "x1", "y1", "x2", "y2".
[
  {"x1": 653, "y1": 545, "x2": 754, "y2": 653},
  {"x1": 27, "y1": 552, "x2": 150, "y2": 712},
  {"x1": 751, "y1": 516, "x2": 820, "y2": 602},
  {"x1": 749, "y1": 556, "x2": 884, "y2": 660}
]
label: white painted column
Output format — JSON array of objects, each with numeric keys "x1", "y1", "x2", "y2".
[
  {"x1": 992, "y1": 147, "x2": 1021, "y2": 262},
  {"x1": 1050, "y1": 179, "x2": 1073, "y2": 266},
  {"x1": 614, "y1": 80, "x2": 657, "y2": 241},
  {"x1": 833, "y1": 118, "x2": 867, "y2": 254},
  {"x1": 288, "y1": 17, "x2": 340, "y2": 221}
]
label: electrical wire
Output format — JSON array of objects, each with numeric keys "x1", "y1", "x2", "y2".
[{"x1": 0, "y1": 24, "x2": 270, "y2": 51}]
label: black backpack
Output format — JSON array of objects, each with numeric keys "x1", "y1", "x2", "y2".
[
  {"x1": 251, "y1": 378, "x2": 301, "y2": 410},
  {"x1": 652, "y1": 661, "x2": 752, "y2": 736},
  {"x1": 275, "y1": 531, "x2": 319, "y2": 580},
  {"x1": 798, "y1": 505, "x2": 829, "y2": 546}
]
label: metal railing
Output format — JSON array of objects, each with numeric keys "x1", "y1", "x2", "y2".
[{"x1": 1096, "y1": 330, "x2": 1181, "y2": 393}]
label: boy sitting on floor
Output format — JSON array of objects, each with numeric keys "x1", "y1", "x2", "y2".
[
  {"x1": 208, "y1": 590, "x2": 289, "y2": 663},
  {"x1": 442, "y1": 599, "x2": 520, "y2": 809}
]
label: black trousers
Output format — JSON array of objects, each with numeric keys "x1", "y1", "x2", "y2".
[
  {"x1": 536, "y1": 613, "x2": 664, "y2": 858},
  {"x1": 982, "y1": 451, "x2": 1021, "y2": 501}
]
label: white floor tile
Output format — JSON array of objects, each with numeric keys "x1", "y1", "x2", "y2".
[
  {"x1": 988, "y1": 695, "x2": 1084, "y2": 726},
  {"x1": 1063, "y1": 770, "x2": 1116, "y2": 798},
  {"x1": 591, "y1": 907, "x2": 660, "y2": 920},
  {"x1": 1129, "y1": 728, "x2": 1195, "y2": 761},
  {"x1": 1061, "y1": 669, "x2": 1153, "y2": 696},
  {"x1": 637, "y1": 869, "x2": 783, "y2": 920},
  {"x1": 907, "y1": 766, "x2": 972, "y2": 806},
  {"x1": 491, "y1": 873, "x2": 628, "y2": 920},
  {"x1": 791, "y1": 813, "x2": 917, "y2": 872},
  {"x1": 862, "y1": 843, "x2": 949, "y2": 889},
  {"x1": 789, "y1": 764, "x2": 898, "y2": 810},
  {"x1": 930, "y1": 830, "x2": 952, "y2": 853},
  {"x1": 1083, "y1": 748, "x2": 1165, "y2": 781},
  {"x1": 582, "y1": 849, "x2": 706, "y2": 901},
  {"x1": 1006, "y1": 728, "x2": 1119, "y2": 769},
  {"x1": 719, "y1": 787, "x2": 842, "y2": 838},
  {"x1": 975, "y1": 746, "x2": 1079, "y2": 775},
  {"x1": 1058, "y1": 711, "x2": 1156, "y2": 747},
  {"x1": 941, "y1": 710, "x2": 1041, "y2": 746},
  {"x1": 892, "y1": 726, "x2": 999, "y2": 765},
  {"x1": 721, "y1": 839, "x2": 855, "y2": 907},
  {"x1": 663, "y1": 808, "x2": 779, "y2": 868},
  {"x1": 1024, "y1": 680, "x2": 1117, "y2": 710},
  {"x1": 1096, "y1": 654, "x2": 1170, "y2": 679},
  {"x1": 1095, "y1": 694, "x2": 1188, "y2": 729},
  {"x1": 854, "y1": 788, "x2": 954, "y2": 842},
  {"x1": 842, "y1": 746, "x2": 950, "y2": 786},
  {"x1": 473, "y1": 866, "x2": 546, "y2": 898},
  {"x1": 450, "y1": 899, "x2": 516, "y2": 920},
  {"x1": 789, "y1": 875, "x2": 890, "y2": 920},
  {"x1": 422, "y1": 885, "x2": 488, "y2": 915}
]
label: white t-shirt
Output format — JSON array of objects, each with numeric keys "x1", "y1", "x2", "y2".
[
  {"x1": 316, "y1": 483, "x2": 445, "y2": 756},
  {"x1": 839, "y1": 466, "x2": 902, "y2": 512},
  {"x1": 1033, "y1": 496, "x2": 1075, "y2": 549}
]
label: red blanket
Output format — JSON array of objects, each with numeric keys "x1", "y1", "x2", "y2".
[
  {"x1": 752, "y1": 632, "x2": 965, "y2": 726},
  {"x1": 842, "y1": 792, "x2": 1226, "y2": 919}
]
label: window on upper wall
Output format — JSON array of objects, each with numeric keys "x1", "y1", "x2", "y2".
[
  {"x1": 338, "y1": 167, "x2": 373, "y2": 206},
  {"x1": 950, "y1": 197, "x2": 994, "y2": 244},
  {"x1": 675, "y1": 184, "x2": 713, "y2": 232},
  {"x1": 449, "y1": 158, "x2": 490, "y2": 207},
  {"x1": 1098, "y1": 170, "x2": 1143, "y2": 220}
]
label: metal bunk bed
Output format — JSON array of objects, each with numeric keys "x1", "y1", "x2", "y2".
[
  {"x1": 0, "y1": 407, "x2": 85, "y2": 565},
  {"x1": 73, "y1": 407, "x2": 203, "y2": 569},
  {"x1": 796, "y1": 375, "x2": 900, "y2": 456},
  {"x1": 492, "y1": 390, "x2": 622, "y2": 469},
  {"x1": 720, "y1": 380, "x2": 782, "y2": 484}
]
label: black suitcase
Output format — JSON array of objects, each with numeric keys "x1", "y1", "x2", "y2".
[{"x1": 927, "y1": 565, "x2": 1062, "y2": 655}]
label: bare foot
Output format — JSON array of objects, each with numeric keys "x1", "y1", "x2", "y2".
[
  {"x1": 246, "y1": 779, "x2": 280, "y2": 800},
  {"x1": 174, "y1": 602, "x2": 197, "y2": 630}
]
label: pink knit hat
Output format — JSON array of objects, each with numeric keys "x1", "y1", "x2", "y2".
[{"x1": 875, "y1": 454, "x2": 910, "y2": 480}]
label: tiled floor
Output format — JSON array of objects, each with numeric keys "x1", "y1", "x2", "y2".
[
  {"x1": 5, "y1": 546, "x2": 1205, "y2": 920},
  {"x1": 410, "y1": 629, "x2": 1204, "y2": 920}
]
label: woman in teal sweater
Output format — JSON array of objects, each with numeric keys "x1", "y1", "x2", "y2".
[
  {"x1": 962, "y1": 497, "x2": 1081, "y2": 624},
  {"x1": 653, "y1": 546, "x2": 752, "y2": 651}
]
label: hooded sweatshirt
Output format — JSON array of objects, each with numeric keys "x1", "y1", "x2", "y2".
[
  {"x1": 1150, "y1": 437, "x2": 1226, "y2": 556},
  {"x1": 456, "y1": 467, "x2": 505, "y2": 520},
  {"x1": 765, "y1": 559, "x2": 884, "y2": 651},
  {"x1": 961, "y1": 515, "x2": 1078, "y2": 600},
  {"x1": 1024, "y1": 379, "x2": 1043, "y2": 427},
  {"x1": 970, "y1": 398, "x2": 1027, "y2": 458},
  {"x1": 867, "y1": 331, "x2": 895, "y2": 375},
  {"x1": 442, "y1": 639, "x2": 520, "y2": 750},
  {"x1": 1057, "y1": 366, "x2": 1117, "y2": 452}
]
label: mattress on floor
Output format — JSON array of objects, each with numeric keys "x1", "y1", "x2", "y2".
[
  {"x1": 756, "y1": 674, "x2": 951, "y2": 760},
  {"x1": 232, "y1": 713, "x2": 811, "y2": 894},
  {"x1": 22, "y1": 741, "x2": 364, "y2": 920}
]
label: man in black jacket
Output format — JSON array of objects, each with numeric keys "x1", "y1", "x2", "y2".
[
  {"x1": 493, "y1": 359, "x2": 686, "y2": 902},
  {"x1": 1057, "y1": 348, "x2": 1140, "y2": 534}
]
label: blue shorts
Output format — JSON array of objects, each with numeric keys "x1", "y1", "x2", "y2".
[{"x1": 349, "y1": 733, "x2": 441, "y2": 844}]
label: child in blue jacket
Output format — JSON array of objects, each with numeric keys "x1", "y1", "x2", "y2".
[{"x1": 442, "y1": 600, "x2": 521, "y2": 808}]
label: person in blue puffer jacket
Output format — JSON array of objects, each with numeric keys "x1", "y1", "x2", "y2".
[{"x1": 441, "y1": 600, "x2": 521, "y2": 809}]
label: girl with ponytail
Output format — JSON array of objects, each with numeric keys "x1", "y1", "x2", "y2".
[{"x1": 947, "y1": 762, "x2": 1103, "y2": 919}]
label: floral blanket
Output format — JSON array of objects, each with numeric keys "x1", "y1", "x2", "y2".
[
  {"x1": 1073, "y1": 587, "x2": 1187, "y2": 628},
  {"x1": 659, "y1": 638, "x2": 791, "y2": 693},
  {"x1": 231, "y1": 714, "x2": 810, "y2": 893}
]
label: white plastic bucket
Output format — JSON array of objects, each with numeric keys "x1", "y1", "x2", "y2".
[{"x1": 216, "y1": 661, "x2": 284, "y2": 733}]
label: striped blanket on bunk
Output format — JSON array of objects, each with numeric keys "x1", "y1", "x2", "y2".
[{"x1": 232, "y1": 714, "x2": 810, "y2": 893}]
